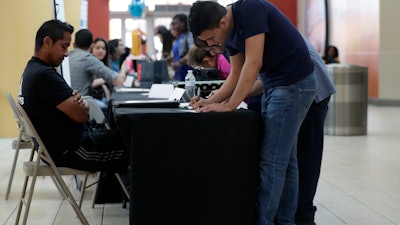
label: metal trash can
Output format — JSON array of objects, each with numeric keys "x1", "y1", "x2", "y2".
[{"x1": 324, "y1": 64, "x2": 368, "y2": 135}]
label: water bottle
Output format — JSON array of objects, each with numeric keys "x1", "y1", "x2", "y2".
[{"x1": 184, "y1": 70, "x2": 196, "y2": 100}]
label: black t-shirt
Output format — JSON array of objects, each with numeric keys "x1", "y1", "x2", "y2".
[{"x1": 19, "y1": 57, "x2": 85, "y2": 156}]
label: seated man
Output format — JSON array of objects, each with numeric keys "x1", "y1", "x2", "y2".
[
  {"x1": 18, "y1": 19, "x2": 128, "y2": 172},
  {"x1": 69, "y1": 29, "x2": 127, "y2": 109}
]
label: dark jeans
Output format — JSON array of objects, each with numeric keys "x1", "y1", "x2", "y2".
[{"x1": 295, "y1": 97, "x2": 330, "y2": 223}]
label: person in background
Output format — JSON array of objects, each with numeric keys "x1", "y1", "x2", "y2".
[
  {"x1": 170, "y1": 13, "x2": 194, "y2": 81},
  {"x1": 69, "y1": 29, "x2": 127, "y2": 109},
  {"x1": 19, "y1": 19, "x2": 129, "y2": 172},
  {"x1": 119, "y1": 47, "x2": 134, "y2": 72},
  {"x1": 296, "y1": 38, "x2": 336, "y2": 225},
  {"x1": 188, "y1": 1, "x2": 317, "y2": 225},
  {"x1": 89, "y1": 37, "x2": 113, "y2": 105},
  {"x1": 91, "y1": 37, "x2": 109, "y2": 66},
  {"x1": 154, "y1": 25, "x2": 175, "y2": 59},
  {"x1": 323, "y1": 45, "x2": 340, "y2": 64},
  {"x1": 108, "y1": 39, "x2": 125, "y2": 72},
  {"x1": 187, "y1": 45, "x2": 230, "y2": 80}
]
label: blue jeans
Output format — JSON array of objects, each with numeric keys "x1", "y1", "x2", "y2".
[{"x1": 257, "y1": 73, "x2": 316, "y2": 225}]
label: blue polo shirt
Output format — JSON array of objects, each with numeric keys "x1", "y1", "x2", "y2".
[{"x1": 225, "y1": 0, "x2": 314, "y2": 89}]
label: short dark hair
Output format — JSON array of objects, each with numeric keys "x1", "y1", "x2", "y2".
[
  {"x1": 75, "y1": 29, "x2": 93, "y2": 49},
  {"x1": 35, "y1": 19, "x2": 74, "y2": 52},
  {"x1": 188, "y1": 1, "x2": 227, "y2": 36}
]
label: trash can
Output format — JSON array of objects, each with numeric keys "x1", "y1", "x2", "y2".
[{"x1": 324, "y1": 64, "x2": 368, "y2": 135}]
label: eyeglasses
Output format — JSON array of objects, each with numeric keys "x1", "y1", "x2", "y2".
[{"x1": 194, "y1": 36, "x2": 222, "y2": 51}]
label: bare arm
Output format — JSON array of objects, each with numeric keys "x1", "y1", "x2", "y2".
[
  {"x1": 248, "y1": 79, "x2": 264, "y2": 97},
  {"x1": 92, "y1": 78, "x2": 106, "y2": 88},
  {"x1": 195, "y1": 34, "x2": 264, "y2": 112},
  {"x1": 226, "y1": 34, "x2": 264, "y2": 109},
  {"x1": 191, "y1": 53, "x2": 243, "y2": 108},
  {"x1": 56, "y1": 91, "x2": 89, "y2": 123}
]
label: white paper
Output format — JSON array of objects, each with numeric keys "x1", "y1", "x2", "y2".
[
  {"x1": 115, "y1": 87, "x2": 150, "y2": 92},
  {"x1": 168, "y1": 88, "x2": 186, "y2": 101},
  {"x1": 148, "y1": 84, "x2": 174, "y2": 99},
  {"x1": 123, "y1": 76, "x2": 134, "y2": 87}
]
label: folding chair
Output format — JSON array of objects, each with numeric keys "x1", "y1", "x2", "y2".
[
  {"x1": 14, "y1": 102, "x2": 94, "y2": 225},
  {"x1": 101, "y1": 84, "x2": 111, "y2": 101},
  {"x1": 83, "y1": 96, "x2": 130, "y2": 208},
  {"x1": 5, "y1": 93, "x2": 34, "y2": 200}
]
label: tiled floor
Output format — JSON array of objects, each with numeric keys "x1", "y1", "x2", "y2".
[{"x1": 1, "y1": 105, "x2": 400, "y2": 225}]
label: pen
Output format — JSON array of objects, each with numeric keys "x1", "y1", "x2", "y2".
[{"x1": 196, "y1": 87, "x2": 201, "y2": 101}]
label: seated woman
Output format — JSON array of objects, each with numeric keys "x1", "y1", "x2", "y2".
[
  {"x1": 90, "y1": 37, "x2": 113, "y2": 108},
  {"x1": 187, "y1": 45, "x2": 230, "y2": 80}
]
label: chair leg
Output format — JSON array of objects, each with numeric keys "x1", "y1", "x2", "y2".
[
  {"x1": 15, "y1": 174, "x2": 30, "y2": 225},
  {"x1": 21, "y1": 158, "x2": 41, "y2": 225},
  {"x1": 79, "y1": 175, "x2": 89, "y2": 208},
  {"x1": 50, "y1": 172, "x2": 89, "y2": 225},
  {"x1": 91, "y1": 172, "x2": 101, "y2": 208},
  {"x1": 115, "y1": 173, "x2": 130, "y2": 201},
  {"x1": 51, "y1": 176, "x2": 67, "y2": 199},
  {"x1": 5, "y1": 137, "x2": 22, "y2": 200}
]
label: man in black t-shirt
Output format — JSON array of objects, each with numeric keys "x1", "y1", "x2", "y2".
[{"x1": 19, "y1": 19, "x2": 128, "y2": 172}]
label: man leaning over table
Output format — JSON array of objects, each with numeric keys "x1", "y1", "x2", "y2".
[
  {"x1": 188, "y1": 1, "x2": 316, "y2": 224},
  {"x1": 18, "y1": 19, "x2": 129, "y2": 172}
]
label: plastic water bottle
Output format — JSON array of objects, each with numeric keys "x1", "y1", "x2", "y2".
[{"x1": 184, "y1": 70, "x2": 196, "y2": 100}]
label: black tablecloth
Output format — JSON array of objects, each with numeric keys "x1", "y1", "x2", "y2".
[{"x1": 112, "y1": 91, "x2": 262, "y2": 225}]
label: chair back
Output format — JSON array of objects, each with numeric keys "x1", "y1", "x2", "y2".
[
  {"x1": 6, "y1": 93, "x2": 28, "y2": 137},
  {"x1": 83, "y1": 96, "x2": 110, "y2": 129},
  {"x1": 15, "y1": 104, "x2": 44, "y2": 150}
]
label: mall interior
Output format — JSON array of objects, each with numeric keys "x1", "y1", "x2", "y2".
[
  {"x1": 1, "y1": 0, "x2": 400, "y2": 137},
  {"x1": 1, "y1": 1, "x2": 400, "y2": 225}
]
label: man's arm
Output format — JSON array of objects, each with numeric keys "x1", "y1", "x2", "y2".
[
  {"x1": 195, "y1": 34, "x2": 264, "y2": 112},
  {"x1": 225, "y1": 33, "x2": 264, "y2": 110},
  {"x1": 191, "y1": 52, "x2": 243, "y2": 109},
  {"x1": 87, "y1": 55, "x2": 126, "y2": 86},
  {"x1": 209, "y1": 52, "x2": 244, "y2": 103},
  {"x1": 56, "y1": 91, "x2": 89, "y2": 123},
  {"x1": 248, "y1": 79, "x2": 264, "y2": 97}
]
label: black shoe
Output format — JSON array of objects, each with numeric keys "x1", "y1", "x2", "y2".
[{"x1": 296, "y1": 221, "x2": 316, "y2": 225}]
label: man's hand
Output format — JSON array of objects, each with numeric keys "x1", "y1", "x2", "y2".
[
  {"x1": 189, "y1": 96, "x2": 203, "y2": 107},
  {"x1": 195, "y1": 102, "x2": 235, "y2": 113},
  {"x1": 57, "y1": 90, "x2": 89, "y2": 123},
  {"x1": 72, "y1": 90, "x2": 87, "y2": 106}
]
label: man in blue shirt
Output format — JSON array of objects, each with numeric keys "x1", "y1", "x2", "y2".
[{"x1": 189, "y1": 1, "x2": 317, "y2": 224}]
